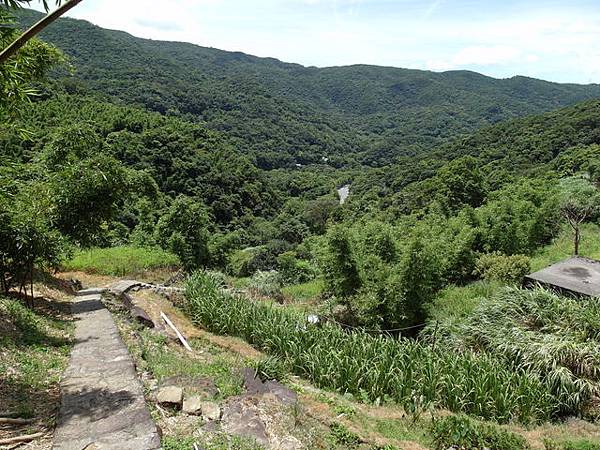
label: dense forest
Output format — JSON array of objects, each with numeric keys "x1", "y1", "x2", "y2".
[{"x1": 16, "y1": 9, "x2": 600, "y2": 168}]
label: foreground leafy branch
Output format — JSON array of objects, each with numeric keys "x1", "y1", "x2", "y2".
[{"x1": 0, "y1": 0, "x2": 82, "y2": 65}]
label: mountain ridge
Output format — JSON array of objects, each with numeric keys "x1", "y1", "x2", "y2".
[{"x1": 17, "y1": 8, "x2": 600, "y2": 168}]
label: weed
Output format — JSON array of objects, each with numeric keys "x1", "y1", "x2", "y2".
[
  {"x1": 251, "y1": 355, "x2": 289, "y2": 382},
  {"x1": 0, "y1": 296, "x2": 73, "y2": 424},
  {"x1": 431, "y1": 415, "x2": 529, "y2": 450},
  {"x1": 545, "y1": 439, "x2": 600, "y2": 450},
  {"x1": 329, "y1": 422, "x2": 361, "y2": 448}
]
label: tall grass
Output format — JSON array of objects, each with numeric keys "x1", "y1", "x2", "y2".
[
  {"x1": 183, "y1": 272, "x2": 558, "y2": 424},
  {"x1": 531, "y1": 223, "x2": 600, "y2": 272},
  {"x1": 424, "y1": 287, "x2": 600, "y2": 417},
  {"x1": 62, "y1": 246, "x2": 180, "y2": 276},
  {"x1": 282, "y1": 278, "x2": 324, "y2": 302},
  {"x1": 427, "y1": 281, "x2": 503, "y2": 322}
]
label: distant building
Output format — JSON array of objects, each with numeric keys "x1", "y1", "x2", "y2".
[{"x1": 525, "y1": 256, "x2": 600, "y2": 297}]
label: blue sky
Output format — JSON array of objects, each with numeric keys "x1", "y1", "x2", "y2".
[{"x1": 36, "y1": 0, "x2": 600, "y2": 84}]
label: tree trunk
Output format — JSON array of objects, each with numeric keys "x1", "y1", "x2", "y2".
[
  {"x1": 0, "y1": 0, "x2": 84, "y2": 65},
  {"x1": 574, "y1": 226, "x2": 580, "y2": 256},
  {"x1": 29, "y1": 264, "x2": 34, "y2": 308}
]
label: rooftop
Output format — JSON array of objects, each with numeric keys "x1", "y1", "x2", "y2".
[{"x1": 525, "y1": 256, "x2": 600, "y2": 297}]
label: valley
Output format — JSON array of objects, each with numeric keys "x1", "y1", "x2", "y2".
[{"x1": 1, "y1": 3, "x2": 600, "y2": 450}]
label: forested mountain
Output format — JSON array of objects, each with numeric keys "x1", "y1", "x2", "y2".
[
  {"x1": 17, "y1": 9, "x2": 600, "y2": 168},
  {"x1": 348, "y1": 100, "x2": 600, "y2": 217}
]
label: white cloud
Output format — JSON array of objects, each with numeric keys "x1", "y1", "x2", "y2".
[
  {"x1": 454, "y1": 46, "x2": 521, "y2": 66},
  {"x1": 423, "y1": 0, "x2": 444, "y2": 20}
]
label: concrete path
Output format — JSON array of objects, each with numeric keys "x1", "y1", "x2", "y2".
[{"x1": 53, "y1": 289, "x2": 161, "y2": 450}]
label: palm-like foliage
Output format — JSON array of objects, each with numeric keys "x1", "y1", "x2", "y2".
[
  {"x1": 184, "y1": 272, "x2": 561, "y2": 424},
  {"x1": 2, "y1": 1, "x2": 61, "y2": 12},
  {"x1": 424, "y1": 287, "x2": 600, "y2": 416}
]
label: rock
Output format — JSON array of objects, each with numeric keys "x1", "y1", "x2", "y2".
[
  {"x1": 198, "y1": 420, "x2": 220, "y2": 433},
  {"x1": 200, "y1": 401, "x2": 221, "y2": 421},
  {"x1": 221, "y1": 400, "x2": 268, "y2": 446},
  {"x1": 182, "y1": 395, "x2": 203, "y2": 415},
  {"x1": 70, "y1": 278, "x2": 83, "y2": 291},
  {"x1": 277, "y1": 436, "x2": 303, "y2": 450},
  {"x1": 131, "y1": 305, "x2": 156, "y2": 328},
  {"x1": 241, "y1": 367, "x2": 297, "y2": 406},
  {"x1": 242, "y1": 367, "x2": 267, "y2": 395},
  {"x1": 156, "y1": 386, "x2": 183, "y2": 406},
  {"x1": 264, "y1": 380, "x2": 297, "y2": 406}
]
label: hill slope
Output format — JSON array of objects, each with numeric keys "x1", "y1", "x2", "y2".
[
  {"x1": 16, "y1": 10, "x2": 600, "y2": 168},
  {"x1": 348, "y1": 99, "x2": 600, "y2": 215}
]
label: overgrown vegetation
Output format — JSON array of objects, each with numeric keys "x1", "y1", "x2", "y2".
[
  {"x1": 62, "y1": 246, "x2": 180, "y2": 276},
  {"x1": 424, "y1": 287, "x2": 600, "y2": 418},
  {"x1": 0, "y1": 295, "x2": 72, "y2": 419},
  {"x1": 128, "y1": 326, "x2": 243, "y2": 400},
  {"x1": 184, "y1": 272, "x2": 565, "y2": 424},
  {"x1": 431, "y1": 415, "x2": 529, "y2": 450}
]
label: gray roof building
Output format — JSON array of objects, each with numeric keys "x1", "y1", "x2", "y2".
[{"x1": 525, "y1": 256, "x2": 600, "y2": 297}]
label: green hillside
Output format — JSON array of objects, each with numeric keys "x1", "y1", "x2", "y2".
[
  {"x1": 349, "y1": 99, "x2": 600, "y2": 216},
  {"x1": 16, "y1": 9, "x2": 600, "y2": 168}
]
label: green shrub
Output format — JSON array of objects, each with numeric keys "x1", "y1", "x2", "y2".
[
  {"x1": 154, "y1": 195, "x2": 211, "y2": 271},
  {"x1": 228, "y1": 247, "x2": 259, "y2": 277},
  {"x1": 277, "y1": 251, "x2": 317, "y2": 284},
  {"x1": 329, "y1": 422, "x2": 361, "y2": 448},
  {"x1": 431, "y1": 415, "x2": 529, "y2": 450},
  {"x1": 184, "y1": 272, "x2": 559, "y2": 424},
  {"x1": 228, "y1": 244, "x2": 287, "y2": 278},
  {"x1": 248, "y1": 270, "x2": 282, "y2": 299},
  {"x1": 62, "y1": 246, "x2": 179, "y2": 276},
  {"x1": 251, "y1": 355, "x2": 289, "y2": 382},
  {"x1": 474, "y1": 252, "x2": 531, "y2": 283}
]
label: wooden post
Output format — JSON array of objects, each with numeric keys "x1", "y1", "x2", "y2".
[{"x1": 160, "y1": 311, "x2": 192, "y2": 352}]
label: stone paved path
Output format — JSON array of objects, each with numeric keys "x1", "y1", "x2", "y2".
[{"x1": 52, "y1": 288, "x2": 161, "y2": 450}]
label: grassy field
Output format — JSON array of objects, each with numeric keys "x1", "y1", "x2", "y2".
[
  {"x1": 62, "y1": 246, "x2": 180, "y2": 276},
  {"x1": 281, "y1": 278, "x2": 324, "y2": 302},
  {"x1": 427, "y1": 280, "x2": 503, "y2": 322},
  {"x1": 531, "y1": 223, "x2": 600, "y2": 271}
]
